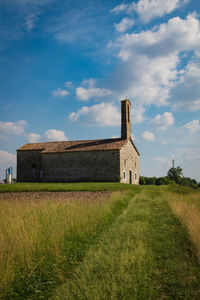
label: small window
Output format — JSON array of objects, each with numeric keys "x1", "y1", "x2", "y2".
[
  {"x1": 124, "y1": 159, "x2": 127, "y2": 167},
  {"x1": 134, "y1": 172, "x2": 137, "y2": 181},
  {"x1": 123, "y1": 171, "x2": 126, "y2": 181},
  {"x1": 135, "y1": 161, "x2": 136, "y2": 169}
]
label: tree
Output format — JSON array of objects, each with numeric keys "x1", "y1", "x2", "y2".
[
  {"x1": 167, "y1": 166, "x2": 183, "y2": 183},
  {"x1": 139, "y1": 176, "x2": 146, "y2": 185}
]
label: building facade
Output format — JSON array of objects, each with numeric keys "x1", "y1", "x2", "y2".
[{"x1": 17, "y1": 99, "x2": 140, "y2": 184}]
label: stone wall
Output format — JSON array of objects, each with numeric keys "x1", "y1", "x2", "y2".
[
  {"x1": 120, "y1": 140, "x2": 140, "y2": 184},
  {"x1": 17, "y1": 150, "x2": 42, "y2": 182},
  {"x1": 41, "y1": 150, "x2": 120, "y2": 182}
]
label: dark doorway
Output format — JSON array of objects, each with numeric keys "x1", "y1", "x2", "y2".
[{"x1": 129, "y1": 170, "x2": 132, "y2": 184}]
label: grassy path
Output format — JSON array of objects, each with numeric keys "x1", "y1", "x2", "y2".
[{"x1": 54, "y1": 186, "x2": 200, "y2": 300}]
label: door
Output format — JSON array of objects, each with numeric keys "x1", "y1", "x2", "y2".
[{"x1": 129, "y1": 170, "x2": 132, "y2": 184}]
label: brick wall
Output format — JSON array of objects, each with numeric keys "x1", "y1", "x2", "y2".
[
  {"x1": 41, "y1": 150, "x2": 120, "y2": 182},
  {"x1": 17, "y1": 150, "x2": 42, "y2": 182}
]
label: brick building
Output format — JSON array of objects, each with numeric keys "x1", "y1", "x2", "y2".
[{"x1": 17, "y1": 99, "x2": 140, "y2": 184}]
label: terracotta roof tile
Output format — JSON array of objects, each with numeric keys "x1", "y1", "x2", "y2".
[{"x1": 17, "y1": 138, "x2": 132, "y2": 153}]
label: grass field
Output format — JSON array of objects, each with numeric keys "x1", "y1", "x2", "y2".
[
  {"x1": 0, "y1": 183, "x2": 200, "y2": 299},
  {"x1": 0, "y1": 182, "x2": 138, "y2": 193}
]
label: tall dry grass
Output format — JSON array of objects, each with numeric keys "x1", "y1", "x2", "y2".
[
  {"x1": 169, "y1": 192, "x2": 200, "y2": 259},
  {"x1": 0, "y1": 194, "x2": 113, "y2": 298}
]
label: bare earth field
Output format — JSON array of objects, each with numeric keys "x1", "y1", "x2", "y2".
[{"x1": 0, "y1": 191, "x2": 112, "y2": 202}]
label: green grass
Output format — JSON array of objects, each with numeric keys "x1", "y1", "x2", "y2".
[
  {"x1": 1, "y1": 184, "x2": 200, "y2": 299},
  {"x1": 0, "y1": 182, "x2": 140, "y2": 193},
  {"x1": 167, "y1": 188, "x2": 200, "y2": 260},
  {"x1": 54, "y1": 186, "x2": 200, "y2": 300}
]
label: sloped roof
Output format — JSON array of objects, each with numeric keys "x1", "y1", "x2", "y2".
[
  {"x1": 17, "y1": 138, "x2": 140, "y2": 155},
  {"x1": 17, "y1": 138, "x2": 139, "y2": 153}
]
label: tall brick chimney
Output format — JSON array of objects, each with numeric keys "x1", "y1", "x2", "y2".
[{"x1": 121, "y1": 99, "x2": 131, "y2": 140}]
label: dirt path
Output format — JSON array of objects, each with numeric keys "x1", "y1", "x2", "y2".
[{"x1": 0, "y1": 191, "x2": 112, "y2": 202}]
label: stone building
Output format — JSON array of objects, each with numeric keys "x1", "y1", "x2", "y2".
[{"x1": 17, "y1": 99, "x2": 140, "y2": 184}]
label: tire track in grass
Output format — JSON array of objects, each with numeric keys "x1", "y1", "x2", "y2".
[{"x1": 53, "y1": 186, "x2": 200, "y2": 300}]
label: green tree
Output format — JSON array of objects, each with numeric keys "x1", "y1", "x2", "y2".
[
  {"x1": 167, "y1": 166, "x2": 183, "y2": 183},
  {"x1": 139, "y1": 176, "x2": 146, "y2": 185}
]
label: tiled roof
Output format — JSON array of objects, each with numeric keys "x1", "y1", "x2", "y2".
[{"x1": 17, "y1": 138, "x2": 137, "y2": 153}]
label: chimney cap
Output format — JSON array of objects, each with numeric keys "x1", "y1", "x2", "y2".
[{"x1": 121, "y1": 99, "x2": 131, "y2": 105}]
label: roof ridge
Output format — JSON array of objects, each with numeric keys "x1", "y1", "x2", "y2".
[{"x1": 22, "y1": 137, "x2": 122, "y2": 146}]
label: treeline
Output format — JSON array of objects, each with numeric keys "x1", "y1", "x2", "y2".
[
  {"x1": 139, "y1": 176, "x2": 173, "y2": 186},
  {"x1": 140, "y1": 166, "x2": 200, "y2": 189}
]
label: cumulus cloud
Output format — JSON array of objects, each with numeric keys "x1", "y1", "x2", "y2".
[
  {"x1": 106, "y1": 13, "x2": 200, "y2": 122},
  {"x1": 0, "y1": 120, "x2": 27, "y2": 139},
  {"x1": 111, "y1": 0, "x2": 189, "y2": 23},
  {"x1": 0, "y1": 150, "x2": 16, "y2": 180},
  {"x1": 150, "y1": 112, "x2": 174, "y2": 130},
  {"x1": 44, "y1": 129, "x2": 67, "y2": 141},
  {"x1": 109, "y1": 53, "x2": 178, "y2": 110},
  {"x1": 117, "y1": 14, "x2": 200, "y2": 60},
  {"x1": 0, "y1": 150, "x2": 16, "y2": 164},
  {"x1": 182, "y1": 120, "x2": 200, "y2": 133},
  {"x1": 107, "y1": 14, "x2": 200, "y2": 116},
  {"x1": 131, "y1": 0, "x2": 189, "y2": 23},
  {"x1": 171, "y1": 62, "x2": 200, "y2": 111},
  {"x1": 76, "y1": 79, "x2": 112, "y2": 101},
  {"x1": 26, "y1": 133, "x2": 41, "y2": 143},
  {"x1": 53, "y1": 88, "x2": 69, "y2": 97},
  {"x1": 142, "y1": 131, "x2": 155, "y2": 141},
  {"x1": 115, "y1": 18, "x2": 134, "y2": 33},
  {"x1": 69, "y1": 102, "x2": 120, "y2": 127}
]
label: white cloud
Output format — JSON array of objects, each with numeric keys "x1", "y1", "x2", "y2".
[
  {"x1": 65, "y1": 81, "x2": 73, "y2": 87},
  {"x1": 76, "y1": 79, "x2": 112, "y2": 101},
  {"x1": 111, "y1": 0, "x2": 189, "y2": 23},
  {"x1": 0, "y1": 150, "x2": 16, "y2": 180},
  {"x1": 132, "y1": 104, "x2": 146, "y2": 124},
  {"x1": 171, "y1": 62, "x2": 200, "y2": 111},
  {"x1": 182, "y1": 120, "x2": 200, "y2": 133},
  {"x1": 0, "y1": 150, "x2": 16, "y2": 164},
  {"x1": 131, "y1": 0, "x2": 189, "y2": 23},
  {"x1": 142, "y1": 131, "x2": 155, "y2": 141},
  {"x1": 26, "y1": 133, "x2": 41, "y2": 143},
  {"x1": 44, "y1": 129, "x2": 67, "y2": 141},
  {"x1": 0, "y1": 120, "x2": 27, "y2": 139},
  {"x1": 150, "y1": 112, "x2": 174, "y2": 130},
  {"x1": 110, "y1": 54, "x2": 178, "y2": 108},
  {"x1": 69, "y1": 102, "x2": 120, "y2": 127},
  {"x1": 25, "y1": 14, "x2": 38, "y2": 31},
  {"x1": 53, "y1": 88, "x2": 69, "y2": 97},
  {"x1": 76, "y1": 87, "x2": 112, "y2": 101},
  {"x1": 107, "y1": 14, "x2": 200, "y2": 121},
  {"x1": 110, "y1": 4, "x2": 129, "y2": 14},
  {"x1": 115, "y1": 18, "x2": 134, "y2": 33},
  {"x1": 117, "y1": 14, "x2": 200, "y2": 60}
]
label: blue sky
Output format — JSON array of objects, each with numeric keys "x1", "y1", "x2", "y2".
[{"x1": 0, "y1": 0, "x2": 200, "y2": 181}]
